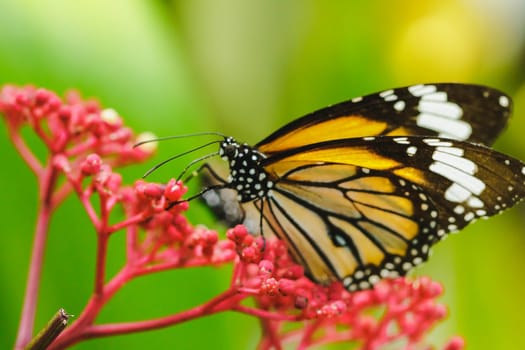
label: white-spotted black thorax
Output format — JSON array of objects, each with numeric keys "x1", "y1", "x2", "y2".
[{"x1": 219, "y1": 137, "x2": 274, "y2": 202}]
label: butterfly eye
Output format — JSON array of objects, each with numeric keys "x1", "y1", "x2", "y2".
[{"x1": 221, "y1": 143, "x2": 238, "y2": 160}]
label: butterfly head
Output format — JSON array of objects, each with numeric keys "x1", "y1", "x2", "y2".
[
  {"x1": 219, "y1": 137, "x2": 240, "y2": 161},
  {"x1": 219, "y1": 137, "x2": 274, "y2": 202}
]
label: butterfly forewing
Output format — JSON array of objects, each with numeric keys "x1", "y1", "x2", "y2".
[{"x1": 256, "y1": 83, "x2": 511, "y2": 155}]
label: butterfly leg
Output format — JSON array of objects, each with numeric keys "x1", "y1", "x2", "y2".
[
  {"x1": 256, "y1": 199, "x2": 267, "y2": 252},
  {"x1": 182, "y1": 163, "x2": 225, "y2": 184},
  {"x1": 176, "y1": 153, "x2": 219, "y2": 182},
  {"x1": 166, "y1": 164, "x2": 229, "y2": 210}
]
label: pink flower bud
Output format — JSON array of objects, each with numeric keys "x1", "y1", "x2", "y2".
[
  {"x1": 242, "y1": 234, "x2": 254, "y2": 246},
  {"x1": 227, "y1": 225, "x2": 249, "y2": 243},
  {"x1": 58, "y1": 105, "x2": 71, "y2": 122},
  {"x1": 351, "y1": 290, "x2": 373, "y2": 308},
  {"x1": 258, "y1": 260, "x2": 274, "y2": 276},
  {"x1": 100, "y1": 108, "x2": 123, "y2": 127},
  {"x1": 281, "y1": 265, "x2": 304, "y2": 279},
  {"x1": 277, "y1": 278, "x2": 296, "y2": 296},
  {"x1": 94, "y1": 164, "x2": 112, "y2": 186},
  {"x1": 81, "y1": 154, "x2": 103, "y2": 176},
  {"x1": 444, "y1": 336, "x2": 465, "y2": 350},
  {"x1": 371, "y1": 281, "x2": 390, "y2": 302},
  {"x1": 318, "y1": 300, "x2": 347, "y2": 317},
  {"x1": 164, "y1": 180, "x2": 186, "y2": 201},
  {"x1": 32, "y1": 107, "x2": 46, "y2": 120},
  {"x1": 108, "y1": 128, "x2": 132, "y2": 142},
  {"x1": 15, "y1": 92, "x2": 30, "y2": 107},
  {"x1": 47, "y1": 95, "x2": 61, "y2": 111},
  {"x1": 294, "y1": 295, "x2": 308, "y2": 309},
  {"x1": 420, "y1": 279, "x2": 443, "y2": 298},
  {"x1": 106, "y1": 173, "x2": 122, "y2": 192},
  {"x1": 241, "y1": 246, "x2": 258, "y2": 263},
  {"x1": 143, "y1": 183, "x2": 164, "y2": 199},
  {"x1": 432, "y1": 304, "x2": 447, "y2": 319},
  {"x1": 260, "y1": 278, "x2": 278, "y2": 296},
  {"x1": 35, "y1": 89, "x2": 51, "y2": 105},
  {"x1": 202, "y1": 230, "x2": 218, "y2": 245}
]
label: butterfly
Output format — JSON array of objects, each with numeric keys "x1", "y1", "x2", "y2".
[{"x1": 184, "y1": 83, "x2": 525, "y2": 292}]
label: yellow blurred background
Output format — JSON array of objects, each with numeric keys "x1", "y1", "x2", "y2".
[{"x1": 1, "y1": 1, "x2": 524, "y2": 349}]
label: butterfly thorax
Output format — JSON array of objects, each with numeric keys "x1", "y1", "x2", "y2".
[{"x1": 219, "y1": 137, "x2": 274, "y2": 203}]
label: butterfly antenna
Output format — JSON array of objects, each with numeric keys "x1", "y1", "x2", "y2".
[
  {"x1": 134, "y1": 131, "x2": 227, "y2": 148},
  {"x1": 142, "y1": 140, "x2": 221, "y2": 178}
]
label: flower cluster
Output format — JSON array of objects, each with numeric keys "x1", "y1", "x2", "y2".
[
  {"x1": 226, "y1": 225, "x2": 464, "y2": 350},
  {"x1": 2, "y1": 85, "x2": 463, "y2": 350},
  {"x1": 0, "y1": 85, "x2": 152, "y2": 167}
]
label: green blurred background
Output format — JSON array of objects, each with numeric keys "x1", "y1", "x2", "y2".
[{"x1": 1, "y1": 1, "x2": 525, "y2": 349}]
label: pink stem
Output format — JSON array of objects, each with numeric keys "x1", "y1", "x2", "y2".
[
  {"x1": 232, "y1": 305, "x2": 298, "y2": 321},
  {"x1": 93, "y1": 194, "x2": 111, "y2": 294},
  {"x1": 8, "y1": 125, "x2": 42, "y2": 176},
  {"x1": 259, "y1": 318, "x2": 283, "y2": 350},
  {"x1": 108, "y1": 212, "x2": 148, "y2": 233},
  {"x1": 297, "y1": 319, "x2": 321, "y2": 349},
  {"x1": 49, "y1": 286, "x2": 242, "y2": 349},
  {"x1": 125, "y1": 223, "x2": 138, "y2": 262},
  {"x1": 81, "y1": 292, "x2": 237, "y2": 338},
  {"x1": 14, "y1": 163, "x2": 57, "y2": 349},
  {"x1": 64, "y1": 137, "x2": 97, "y2": 157},
  {"x1": 94, "y1": 233, "x2": 108, "y2": 295},
  {"x1": 48, "y1": 267, "x2": 133, "y2": 350}
]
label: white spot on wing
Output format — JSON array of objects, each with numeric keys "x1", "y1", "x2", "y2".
[
  {"x1": 406, "y1": 146, "x2": 417, "y2": 156},
  {"x1": 384, "y1": 94, "x2": 397, "y2": 102},
  {"x1": 464, "y1": 212, "x2": 475, "y2": 221},
  {"x1": 417, "y1": 113, "x2": 472, "y2": 140},
  {"x1": 423, "y1": 139, "x2": 452, "y2": 147},
  {"x1": 444, "y1": 183, "x2": 471, "y2": 202},
  {"x1": 467, "y1": 196, "x2": 484, "y2": 208},
  {"x1": 429, "y1": 162, "x2": 486, "y2": 195},
  {"x1": 393, "y1": 100, "x2": 406, "y2": 111},
  {"x1": 432, "y1": 150, "x2": 477, "y2": 175},
  {"x1": 379, "y1": 89, "x2": 394, "y2": 98},
  {"x1": 418, "y1": 100, "x2": 463, "y2": 119},
  {"x1": 436, "y1": 146, "x2": 464, "y2": 156},
  {"x1": 421, "y1": 91, "x2": 447, "y2": 101},
  {"x1": 394, "y1": 137, "x2": 410, "y2": 144},
  {"x1": 499, "y1": 95, "x2": 510, "y2": 107},
  {"x1": 408, "y1": 84, "x2": 437, "y2": 96},
  {"x1": 352, "y1": 96, "x2": 363, "y2": 103},
  {"x1": 454, "y1": 205, "x2": 465, "y2": 214}
]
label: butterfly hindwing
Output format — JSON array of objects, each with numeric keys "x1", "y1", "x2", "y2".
[
  {"x1": 260, "y1": 163, "x2": 439, "y2": 291},
  {"x1": 256, "y1": 83, "x2": 511, "y2": 155}
]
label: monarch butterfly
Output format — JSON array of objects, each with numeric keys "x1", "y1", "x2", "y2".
[{"x1": 160, "y1": 83, "x2": 525, "y2": 292}]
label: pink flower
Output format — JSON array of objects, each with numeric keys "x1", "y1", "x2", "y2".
[{"x1": 226, "y1": 224, "x2": 457, "y2": 349}]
